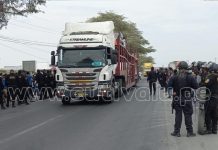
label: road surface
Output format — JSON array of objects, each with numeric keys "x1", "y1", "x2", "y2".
[{"x1": 0, "y1": 79, "x2": 217, "y2": 150}]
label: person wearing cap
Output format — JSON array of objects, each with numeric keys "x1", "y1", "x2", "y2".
[{"x1": 203, "y1": 63, "x2": 218, "y2": 134}]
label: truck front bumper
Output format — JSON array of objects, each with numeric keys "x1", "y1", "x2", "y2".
[{"x1": 56, "y1": 87, "x2": 112, "y2": 99}]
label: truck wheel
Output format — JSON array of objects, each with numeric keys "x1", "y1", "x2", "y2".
[
  {"x1": 102, "y1": 86, "x2": 115, "y2": 104},
  {"x1": 198, "y1": 104, "x2": 206, "y2": 134},
  {"x1": 62, "y1": 96, "x2": 71, "y2": 105}
]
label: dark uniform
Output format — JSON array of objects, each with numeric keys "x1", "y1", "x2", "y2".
[
  {"x1": 35, "y1": 70, "x2": 46, "y2": 100},
  {"x1": 169, "y1": 61, "x2": 199, "y2": 137},
  {"x1": 47, "y1": 72, "x2": 56, "y2": 98},
  {"x1": 17, "y1": 72, "x2": 29, "y2": 105},
  {"x1": 0, "y1": 75, "x2": 6, "y2": 109},
  {"x1": 147, "y1": 67, "x2": 158, "y2": 95},
  {"x1": 199, "y1": 68, "x2": 208, "y2": 87},
  {"x1": 204, "y1": 71, "x2": 218, "y2": 134},
  {"x1": 5, "y1": 71, "x2": 18, "y2": 107}
]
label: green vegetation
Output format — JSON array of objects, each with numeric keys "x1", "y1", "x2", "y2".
[
  {"x1": 87, "y1": 11, "x2": 156, "y2": 67},
  {"x1": 0, "y1": 0, "x2": 46, "y2": 29}
]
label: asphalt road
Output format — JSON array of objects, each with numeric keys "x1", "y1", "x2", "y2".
[{"x1": 0, "y1": 79, "x2": 217, "y2": 150}]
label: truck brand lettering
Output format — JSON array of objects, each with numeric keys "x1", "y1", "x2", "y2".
[{"x1": 69, "y1": 38, "x2": 94, "y2": 41}]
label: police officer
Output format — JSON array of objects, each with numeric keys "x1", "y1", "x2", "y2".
[
  {"x1": 43, "y1": 70, "x2": 49, "y2": 99},
  {"x1": 0, "y1": 73, "x2": 6, "y2": 110},
  {"x1": 26, "y1": 72, "x2": 34, "y2": 101},
  {"x1": 147, "y1": 67, "x2": 158, "y2": 95},
  {"x1": 5, "y1": 70, "x2": 17, "y2": 108},
  {"x1": 35, "y1": 70, "x2": 45, "y2": 100},
  {"x1": 17, "y1": 70, "x2": 29, "y2": 105},
  {"x1": 47, "y1": 70, "x2": 56, "y2": 98},
  {"x1": 199, "y1": 63, "x2": 209, "y2": 87},
  {"x1": 203, "y1": 63, "x2": 218, "y2": 134},
  {"x1": 169, "y1": 61, "x2": 199, "y2": 137}
]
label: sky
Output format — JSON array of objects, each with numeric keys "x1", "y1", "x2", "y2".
[{"x1": 0, "y1": 0, "x2": 218, "y2": 68}]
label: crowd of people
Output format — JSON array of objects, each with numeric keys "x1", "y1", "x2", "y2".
[
  {"x1": 147, "y1": 61, "x2": 218, "y2": 137},
  {"x1": 0, "y1": 69, "x2": 56, "y2": 110},
  {"x1": 147, "y1": 66, "x2": 175, "y2": 96},
  {"x1": 1, "y1": 61, "x2": 217, "y2": 137}
]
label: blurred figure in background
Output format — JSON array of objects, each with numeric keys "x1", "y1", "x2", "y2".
[
  {"x1": 17, "y1": 70, "x2": 29, "y2": 105},
  {"x1": 0, "y1": 73, "x2": 6, "y2": 110},
  {"x1": 47, "y1": 70, "x2": 55, "y2": 99},
  {"x1": 5, "y1": 70, "x2": 17, "y2": 108},
  {"x1": 26, "y1": 72, "x2": 34, "y2": 102},
  {"x1": 35, "y1": 70, "x2": 46, "y2": 100},
  {"x1": 147, "y1": 67, "x2": 158, "y2": 96},
  {"x1": 167, "y1": 69, "x2": 177, "y2": 99}
]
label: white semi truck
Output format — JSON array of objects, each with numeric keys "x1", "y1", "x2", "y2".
[{"x1": 51, "y1": 21, "x2": 138, "y2": 104}]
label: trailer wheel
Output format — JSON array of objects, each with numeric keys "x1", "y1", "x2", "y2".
[{"x1": 62, "y1": 96, "x2": 71, "y2": 105}]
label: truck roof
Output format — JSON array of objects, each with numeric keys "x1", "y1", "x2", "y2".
[{"x1": 63, "y1": 21, "x2": 114, "y2": 35}]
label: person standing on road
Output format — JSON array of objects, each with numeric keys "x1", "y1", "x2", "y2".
[
  {"x1": 17, "y1": 70, "x2": 29, "y2": 105},
  {"x1": 5, "y1": 70, "x2": 17, "y2": 108},
  {"x1": 0, "y1": 73, "x2": 6, "y2": 110},
  {"x1": 147, "y1": 67, "x2": 158, "y2": 96},
  {"x1": 26, "y1": 72, "x2": 34, "y2": 101},
  {"x1": 167, "y1": 69, "x2": 178, "y2": 99},
  {"x1": 169, "y1": 61, "x2": 199, "y2": 137},
  {"x1": 35, "y1": 70, "x2": 45, "y2": 100},
  {"x1": 202, "y1": 63, "x2": 218, "y2": 134},
  {"x1": 162, "y1": 68, "x2": 168, "y2": 92},
  {"x1": 43, "y1": 70, "x2": 49, "y2": 99},
  {"x1": 200, "y1": 65, "x2": 209, "y2": 87},
  {"x1": 47, "y1": 70, "x2": 55, "y2": 99},
  {"x1": 157, "y1": 68, "x2": 164, "y2": 88}
]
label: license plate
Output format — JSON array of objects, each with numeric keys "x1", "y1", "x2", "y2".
[
  {"x1": 78, "y1": 93, "x2": 85, "y2": 97},
  {"x1": 75, "y1": 92, "x2": 85, "y2": 97}
]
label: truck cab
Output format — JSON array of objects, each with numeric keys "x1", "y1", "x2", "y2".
[{"x1": 51, "y1": 21, "x2": 118, "y2": 104}]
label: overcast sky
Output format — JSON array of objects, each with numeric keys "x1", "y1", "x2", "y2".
[{"x1": 0, "y1": 0, "x2": 218, "y2": 68}]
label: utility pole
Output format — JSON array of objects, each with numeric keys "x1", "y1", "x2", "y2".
[{"x1": 215, "y1": 57, "x2": 217, "y2": 63}]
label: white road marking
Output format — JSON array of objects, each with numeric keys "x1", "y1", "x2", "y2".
[{"x1": 0, "y1": 115, "x2": 63, "y2": 144}]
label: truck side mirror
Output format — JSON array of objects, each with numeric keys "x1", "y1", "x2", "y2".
[
  {"x1": 51, "y1": 51, "x2": 56, "y2": 66},
  {"x1": 106, "y1": 48, "x2": 111, "y2": 59},
  {"x1": 51, "y1": 51, "x2": 55, "y2": 55}
]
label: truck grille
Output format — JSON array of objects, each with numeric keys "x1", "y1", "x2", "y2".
[
  {"x1": 64, "y1": 71, "x2": 98, "y2": 90},
  {"x1": 66, "y1": 73, "x2": 96, "y2": 76},
  {"x1": 66, "y1": 77, "x2": 96, "y2": 80}
]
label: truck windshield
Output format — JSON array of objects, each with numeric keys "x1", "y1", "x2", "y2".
[{"x1": 58, "y1": 49, "x2": 106, "y2": 68}]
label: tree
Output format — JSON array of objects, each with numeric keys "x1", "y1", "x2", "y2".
[
  {"x1": 87, "y1": 11, "x2": 156, "y2": 64},
  {"x1": 0, "y1": 0, "x2": 46, "y2": 29}
]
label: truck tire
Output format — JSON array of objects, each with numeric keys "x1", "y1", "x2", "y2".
[
  {"x1": 198, "y1": 103, "x2": 205, "y2": 134},
  {"x1": 62, "y1": 96, "x2": 71, "y2": 105},
  {"x1": 102, "y1": 86, "x2": 115, "y2": 104}
]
